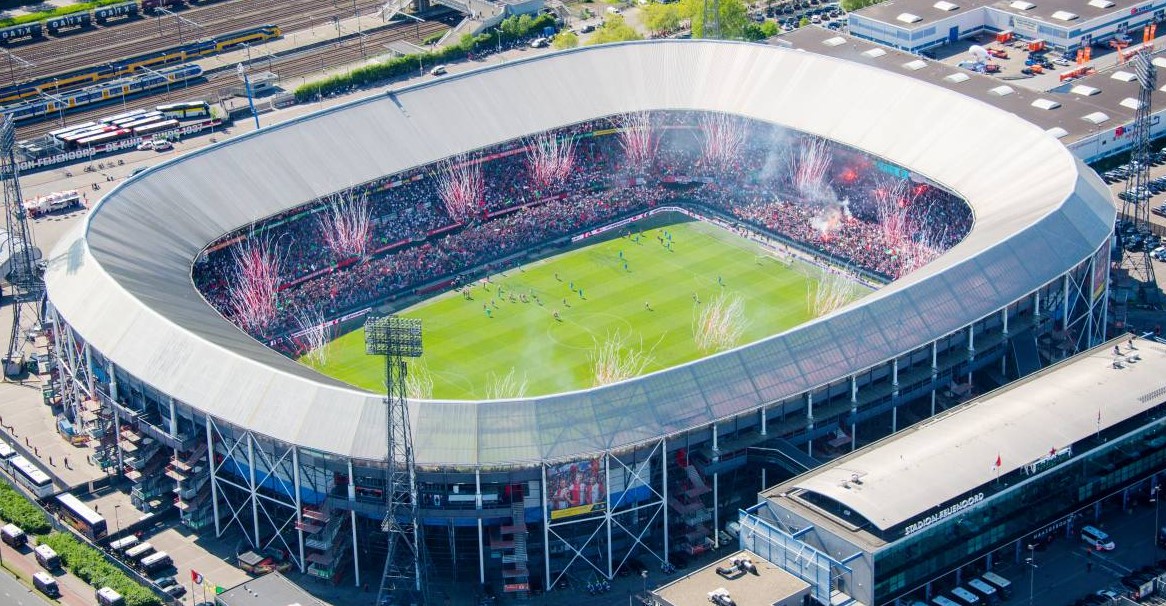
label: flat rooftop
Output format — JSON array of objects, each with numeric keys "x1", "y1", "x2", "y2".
[
  {"x1": 652, "y1": 550, "x2": 810, "y2": 606},
  {"x1": 215, "y1": 572, "x2": 334, "y2": 606},
  {"x1": 764, "y1": 335, "x2": 1166, "y2": 548},
  {"x1": 776, "y1": 26, "x2": 1161, "y2": 145},
  {"x1": 855, "y1": 0, "x2": 1152, "y2": 29}
]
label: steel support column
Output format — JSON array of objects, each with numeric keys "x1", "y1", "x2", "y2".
[
  {"x1": 293, "y1": 447, "x2": 304, "y2": 573},
  {"x1": 248, "y1": 433, "x2": 260, "y2": 547},
  {"x1": 207, "y1": 416, "x2": 221, "y2": 537}
]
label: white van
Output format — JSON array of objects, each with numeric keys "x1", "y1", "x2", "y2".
[
  {"x1": 34, "y1": 543, "x2": 60, "y2": 569},
  {"x1": 32, "y1": 571, "x2": 59, "y2": 598},
  {"x1": 1081, "y1": 525, "x2": 1116, "y2": 551},
  {"x1": 950, "y1": 586, "x2": 982, "y2": 605}
]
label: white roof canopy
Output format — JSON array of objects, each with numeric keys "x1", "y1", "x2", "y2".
[{"x1": 45, "y1": 41, "x2": 1115, "y2": 465}]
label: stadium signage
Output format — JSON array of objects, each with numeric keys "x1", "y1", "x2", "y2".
[
  {"x1": 17, "y1": 119, "x2": 223, "y2": 173},
  {"x1": 903, "y1": 492, "x2": 984, "y2": 536},
  {"x1": 1023, "y1": 446, "x2": 1071, "y2": 476}
]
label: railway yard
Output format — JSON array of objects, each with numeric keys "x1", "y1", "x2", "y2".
[{"x1": 1, "y1": 0, "x2": 457, "y2": 142}]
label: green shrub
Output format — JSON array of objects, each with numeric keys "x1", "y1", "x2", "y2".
[
  {"x1": 0, "y1": 481, "x2": 50, "y2": 535},
  {"x1": 39, "y1": 532, "x2": 161, "y2": 606}
]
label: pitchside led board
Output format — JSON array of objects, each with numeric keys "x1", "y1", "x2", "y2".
[{"x1": 546, "y1": 457, "x2": 653, "y2": 521}]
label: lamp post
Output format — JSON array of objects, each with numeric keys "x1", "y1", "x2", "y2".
[
  {"x1": 1025, "y1": 543, "x2": 1038, "y2": 606},
  {"x1": 1152, "y1": 484, "x2": 1162, "y2": 552},
  {"x1": 43, "y1": 87, "x2": 66, "y2": 127},
  {"x1": 113, "y1": 504, "x2": 121, "y2": 543}
]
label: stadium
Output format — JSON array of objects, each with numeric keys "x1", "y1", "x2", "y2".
[{"x1": 42, "y1": 40, "x2": 1115, "y2": 598}]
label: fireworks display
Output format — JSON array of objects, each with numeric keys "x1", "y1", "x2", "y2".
[
  {"x1": 293, "y1": 307, "x2": 331, "y2": 367},
  {"x1": 699, "y1": 112, "x2": 747, "y2": 168},
  {"x1": 485, "y1": 367, "x2": 529, "y2": 399},
  {"x1": 790, "y1": 136, "x2": 833, "y2": 200},
  {"x1": 693, "y1": 293, "x2": 746, "y2": 353},
  {"x1": 810, "y1": 269, "x2": 858, "y2": 317},
  {"x1": 592, "y1": 330, "x2": 656, "y2": 386},
  {"x1": 526, "y1": 132, "x2": 577, "y2": 189},
  {"x1": 897, "y1": 225, "x2": 949, "y2": 277},
  {"x1": 438, "y1": 155, "x2": 485, "y2": 224},
  {"x1": 227, "y1": 233, "x2": 284, "y2": 333},
  {"x1": 617, "y1": 111, "x2": 657, "y2": 170},
  {"x1": 872, "y1": 177, "x2": 916, "y2": 249},
  {"x1": 317, "y1": 188, "x2": 372, "y2": 261}
]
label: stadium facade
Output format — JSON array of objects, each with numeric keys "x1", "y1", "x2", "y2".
[{"x1": 42, "y1": 40, "x2": 1115, "y2": 595}]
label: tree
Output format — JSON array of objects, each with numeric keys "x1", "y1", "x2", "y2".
[
  {"x1": 679, "y1": 0, "x2": 751, "y2": 40},
  {"x1": 588, "y1": 15, "x2": 644, "y2": 44},
  {"x1": 759, "y1": 19, "x2": 779, "y2": 37},
  {"x1": 798, "y1": 16, "x2": 809, "y2": 27},
  {"x1": 643, "y1": 3, "x2": 682, "y2": 35},
  {"x1": 841, "y1": 0, "x2": 881, "y2": 11},
  {"x1": 553, "y1": 30, "x2": 579, "y2": 49}
]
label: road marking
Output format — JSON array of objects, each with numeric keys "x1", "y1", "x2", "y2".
[{"x1": 1074, "y1": 549, "x2": 1133, "y2": 575}]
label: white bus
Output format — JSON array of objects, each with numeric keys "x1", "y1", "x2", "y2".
[
  {"x1": 0, "y1": 440, "x2": 16, "y2": 473},
  {"x1": 9, "y1": 455, "x2": 54, "y2": 498},
  {"x1": 99, "y1": 108, "x2": 146, "y2": 125},
  {"x1": 124, "y1": 541, "x2": 153, "y2": 561},
  {"x1": 138, "y1": 551, "x2": 171, "y2": 573}
]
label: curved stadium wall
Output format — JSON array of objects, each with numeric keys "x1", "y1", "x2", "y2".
[{"x1": 42, "y1": 40, "x2": 1115, "y2": 590}]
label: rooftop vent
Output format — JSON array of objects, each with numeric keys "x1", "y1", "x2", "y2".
[
  {"x1": 1069, "y1": 84, "x2": 1100, "y2": 96},
  {"x1": 944, "y1": 72, "x2": 971, "y2": 83},
  {"x1": 1120, "y1": 97, "x2": 1143, "y2": 110},
  {"x1": 823, "y1": 36, "x2": 847, "y2": 46},
  {"x1": 988, "y1": 85, "x2": 1015, "y2": 96},
  {"x1": 897, "y1": 12, "x2": 923, "y2": 23},
  {"x1": 1050, "y1": 10, "x2": 1078, "y2": 20},
  {"x1": 1111, "y1": 71, "x2": 1137, "y2": 82},
  {"x1": 934, "y1": 0, "x2": 959, "y2": 10},
  {"x1": 863, "y1": 47, "x2": 887, "y2": 57},
  {"x1": 1010, "y1": 0, "x2": 1035, "y2": 9},
  {"x1": 1031, "y1": 98, "x2": 1061, "y2": 110},
  {"x1": 1087, "y1": 0, "x2": 1114, "y2": 7},
  {"x1": 1082, "y1": 111, "x2": 1110, "y2": 124},
  {"x1": 1045, "y1": 127, "x2": 1069, "y2": 139},
  {"x1": 903, "y1": 59, "x2": 928, "y2": 70}
]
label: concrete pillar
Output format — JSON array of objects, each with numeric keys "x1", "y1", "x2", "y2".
[
  {"x1": 759, "y1": 408, "x2": 767, "y2": 436},
  {"x1": 806, "y1": 392, "x2": 814, "y2": 457},
  {"x1": 542, "y1": 465, "x2": 551, "y2": 592},
  {"x1": 248, "y1": 434, "x2": 260, "y2": 547},
  {"x1": 207, "y1": 416, "x2": 221, "y2": 537},
  {"x1": 605, "y1": 455, "x2": 613, "y2": 579},
  {"x1": 348, "y1": 459, "x2": 360, "y2": 588},
  {"x1": 662, "y1": 437, "x2": 669, "y2": 564},
  {"x1": 850, "y1": 376, "x2": 858, "y2": 451},
  {"x1": 292, "y1": 447, "x2": 305, "y2": 573}
]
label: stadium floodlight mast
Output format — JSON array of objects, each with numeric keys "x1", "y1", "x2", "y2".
[
  {"x1": 0, "y1": 115, "x2": 42, "y2": 376},
  {"x1": 365, "y1": 314, "x2": 426, "y2": 606}
]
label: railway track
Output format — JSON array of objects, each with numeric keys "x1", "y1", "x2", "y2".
[
  {"x1": 13, "y1": 19, "x2": 449, "y2": 141},
  {"x1": 2, "y1": 0, "x2": 396, "y2": 85}
]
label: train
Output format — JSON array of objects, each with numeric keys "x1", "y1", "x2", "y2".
[
  {"x1": 0, "y1": 0, "x2": 215, "y2": 45},
  {"x1": 0, "y1": 24, "x2": 279, "y2": 105},
  {"x1": 0, "y1": 63, "x2": 204, "y2": 122}
]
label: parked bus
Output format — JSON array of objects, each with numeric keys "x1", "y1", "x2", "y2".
[
  {"x1": 138, "y1": 551, "x2": 171, "y2": 573},
  {"x1": 96, "y1": 586, "x2": 125, "y2": 606},
  {"x1": 108, "y1": 534, "x2": 138, "y2": 554},
  {"x1": 98, "y1": 108, "x2": 146, "y2": 125},
  {"x1": 34, "y1": 543, "x2": 60, "y2": 569},
  {"x1": 9, "y1": 455, "x2": 54, "y2": 498},
  {"x1": 32, "y1": 571, "x2": 59, "y2": 598},
  {"x1": 157, "y1": 100, "x2": 210, "y2": 119},
  {"x1": 49, "y1": 121, "x2": 96, "y2": 139},
  {"x1": 124, "y1": 541, "x2": 154, "y2": 561},
  {"x1": 980, "y1": 572, "x2": 1013, "y2": 599},
  {"x1": 1, "y1": 523, "x2": 26, "y2": 548},
  {"x1": 0, "y1": 439, "x2": 16, "y2": 473},
  {"x1": 56, "y1": 493, "x2": 107, "y2": 541}
]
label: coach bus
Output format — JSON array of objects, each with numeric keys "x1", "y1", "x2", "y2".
[
  {"x1": 157, "y1": 100, "x2": 210, "y2": 119},
  {"x1": 138, "y1": 551, "x2": 171, "y2": 574},
  {"x1": 123, "y1": 541, "x2": 153, "y2": 562},
  {"x1": 56, "y1": 493, "x2": 107, "y2": 541},
  {"x1": 9, "y1": 455, "x2": 54, "y2": 498},
  {"x1": 0, "y1": 439, "x2": 16, "y2": 472}
]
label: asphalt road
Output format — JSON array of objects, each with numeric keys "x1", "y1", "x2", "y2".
[{"x1": 0, "y1": 563, "x2": 52, "y2": 606}]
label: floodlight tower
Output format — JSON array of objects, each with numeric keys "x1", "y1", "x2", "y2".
[
  {"x1": 1119, "y1": 49, "x2": 1156, "y2": 289},
  {"x1": 0, "y1": 115, "x2": 41, "y2": 374},
  {"x1": 702, "y1": 0, "x2": 721, "y2": 39},
  {"x1": 365, "y1": 314, "x2": 426, "y2": 605}
]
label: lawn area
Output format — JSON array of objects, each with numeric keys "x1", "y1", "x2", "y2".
[{"x1": 306, "y1": 213, "x2": 865, "y2": 399}]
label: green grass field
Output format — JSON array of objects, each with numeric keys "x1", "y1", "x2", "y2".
[{"x1": 305, "y1": 213, "x2": 867, "y2": 399}]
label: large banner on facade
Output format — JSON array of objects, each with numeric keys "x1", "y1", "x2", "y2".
[{"x1": 547, "y1": 458, "x2": 606, "y2": 520}]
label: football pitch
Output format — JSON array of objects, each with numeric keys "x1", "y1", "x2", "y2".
[{"x1": 306, "y1": 213, "x2": 867, "y2": 399}]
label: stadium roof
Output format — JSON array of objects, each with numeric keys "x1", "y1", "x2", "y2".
[
  {"x1": 216, "y1": 571, "x2": 333, "y2": 606},
  {"x1": 767, "y1": 337, "x2": 1166, "y2": 536},
  {"x1": 44, "y1": 40, "x2": 1114, "y2": 466}
]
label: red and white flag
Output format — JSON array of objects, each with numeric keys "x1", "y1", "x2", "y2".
[
  {"x1": 990, "y1": 454, "x2": 1002, "y2": 473},
  {"x1": 191, "y1": 570, "x2": 204, "y2": 585}
]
